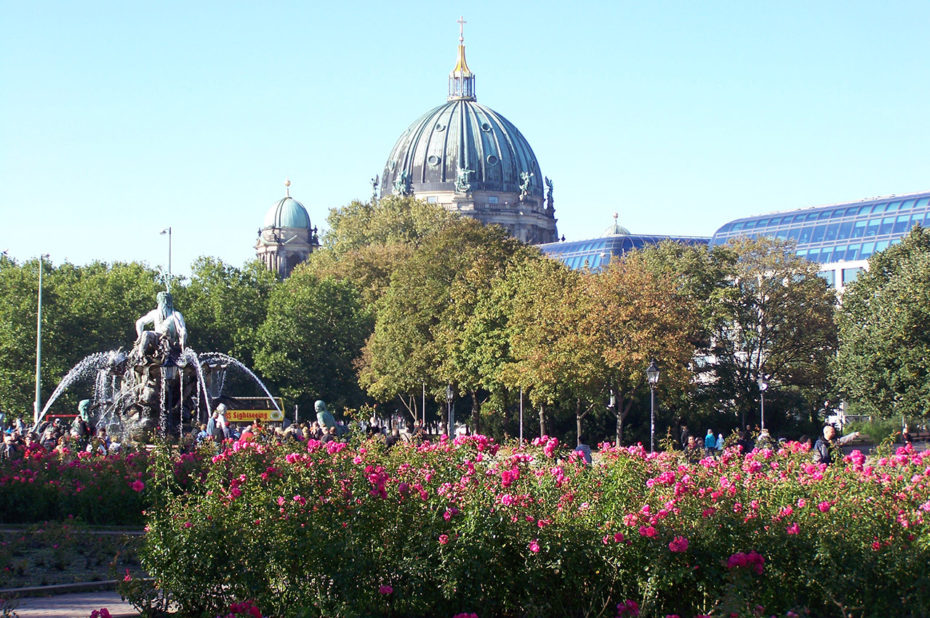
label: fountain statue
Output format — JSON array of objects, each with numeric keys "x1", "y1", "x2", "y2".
[{"x1": 34, "y1": 291, "x2": 280, "y2": 442}]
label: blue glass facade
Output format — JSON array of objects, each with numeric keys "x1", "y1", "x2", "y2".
[
  {"x1": 710, "y1": 191, "x2": 930, "y2": 264},
  {"x1": 538, "y1": 234, "x2": 709, "y2": 271}
]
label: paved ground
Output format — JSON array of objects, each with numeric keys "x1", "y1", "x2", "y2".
[{"x1": 4, "y1": 591, "x2": 138, "y2": 617}]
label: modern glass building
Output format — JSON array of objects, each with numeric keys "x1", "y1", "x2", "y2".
[
  {"x1": 538, "y1": 214, "x2": 709, "y2": 271},
  {"x1": 710, "y1": 191, "x2": 930, "y2": 291}
]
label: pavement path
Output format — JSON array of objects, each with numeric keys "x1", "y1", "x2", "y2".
[{"x1": 4, "y1": 590, "x2": 138, "y2": 617}]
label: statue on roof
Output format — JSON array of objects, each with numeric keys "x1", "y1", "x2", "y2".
[
  {"x1": 455, "y1": 167, "x2": 473, "y2": 193},
  {"x1": 519, "y1": 171, "x2": 534, "y2": 200},
  {"x1": 393, "y1": 170, "x2": 411, "y2": 196},
  {"x1": 370, "y1": 174, "x2": 379, "y2": 203},
  {"x1": 545, "y1": 177, "x2": 554, "y2": 210}
]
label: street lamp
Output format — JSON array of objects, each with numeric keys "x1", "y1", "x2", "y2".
[
  {"x1": 757, "y1": 376, "x2": 768, "y2": 430},
  {"x1": 34, "y1": 254, "x2": 50, "y2": 425},
  {"x1": 160, "y1": 227, "x2": 172, "y2": 285},
  {"x1": 446, "y1": 384, "x2": 454, "y2": 436},
  {"x1": 646, "y1": 359, "x2": 660, "y2": 453}
]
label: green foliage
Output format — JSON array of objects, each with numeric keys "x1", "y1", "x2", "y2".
[
  {"x1": 705, "y1": 238, "x2": 837, "y2": 426},
  {"x1": 358, "y1": 218, "x2": 526, "y2": 427},
  {"x1": 173, "y1": 257, "x2": 277, "y2": 368},
  {"x1": 0, "y1": 257, "x2": 162, "y2": 420},
  {"x1": 835, "y1": 226, "x2": 930, "y2": 419},
  {"x1": 254, "y1": 269, "x2": 371, "y2": 412}
]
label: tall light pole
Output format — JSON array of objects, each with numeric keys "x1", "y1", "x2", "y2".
[
  {"x1": 757, "y1": 377, "x2": 768, "y2": 430},
  {"x1": 160, "y1": 227, "x2": 172, "y2": 285},
  {"x1": 446, "y1": 384, "x2": 454, "y2": 437},
  {"x1": 646, "y1": 359, "x2": 660, "y2": 453},
  {"x1": 519, "y1": 385, "x2": 524, "y2": 444},
  {"x1": 34, "y1": 254, "x2": 50, "y2": 425}
]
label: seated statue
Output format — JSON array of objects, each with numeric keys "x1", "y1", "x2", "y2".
[{"x1": 134, "y1": 291, "x2": 188, "y2": 356}]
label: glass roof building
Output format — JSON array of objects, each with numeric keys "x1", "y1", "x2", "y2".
[
  {"x1": 710, "y1": 190, "x2": 930, "y2": 291},
  {"x1": 538, "y1": 214, "x2": 709, "y2": 271}
]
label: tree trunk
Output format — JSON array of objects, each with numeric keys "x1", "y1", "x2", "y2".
[
  {"x1": 538, "y1": 404, "x2": 546, "y2": 437},
  {"x1": 470, "y1": 390, "x2": 481, "y2": 435},
  {"x1": 575, "y1": 398, "x2": 583, "y2": 446}
]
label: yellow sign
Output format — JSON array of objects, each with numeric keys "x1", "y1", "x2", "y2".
[{"x1": 226, "y1": 409, "x2": 284, "y2": 422}]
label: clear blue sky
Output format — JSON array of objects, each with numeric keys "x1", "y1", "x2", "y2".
[{"x1": 2, "y1": 1, "x2": 928, "y2": 276}]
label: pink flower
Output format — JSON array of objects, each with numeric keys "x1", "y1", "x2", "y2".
[
  {"x1": 123, "y1": 568, "x2": 132, "y2": 582},
  {"x1": 786, "y1": 522, "x2": 800, "y2": 535},
  {"x1": 668, "y1": 536, "x2": 689, "y2": 553},
  {"x1": 439, "y1": 534, "x2": 449, "y2": 545},
  {"x1": 379, "y1": 585, "x2": 393, "y2": 595},
  {"x1": 817, "y1": 501, "x2": 831, "y2": 513},
  {"x1": 617, "y1": 599, "x2": 640, "y2": 616},
  {"x1": 528, "y1": 539, "x2": 540, "y2": 553},
  {"x1": 638, "y1": 525, "x2": 657, "y2": 538},
  {"x1": 130, "y1": 480, "x2": 145, "y2": 492}
]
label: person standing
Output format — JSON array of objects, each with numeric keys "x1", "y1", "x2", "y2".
[
  {"x1": 704, "y1": 429, "x2": 716, "y2": 456},
  {"x1": 812, "y1": 425, "x2": 837, "y2": 464}
]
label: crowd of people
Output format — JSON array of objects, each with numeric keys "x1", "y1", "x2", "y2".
[{"x1": 0, "y1": 412, "x2": 124, "y2": 461}]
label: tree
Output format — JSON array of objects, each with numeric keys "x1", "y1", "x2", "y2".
[
  {"x1": 835, "y1": 226, "x2": 930, "y2": 419},
  {"x1": 254, "y1": 270, "x2": 371, "y2": 413},
  {"x1": 708, "y1": 238, "x2": 837, "y2": 428},
  {"x1": 0, "y1": 257, "x2": 163, "y2": 421},
  {"x1": 174, "y1": 257, "x2": 277, "y2": 367},
  {"x1": 500, "y1": 257, "x2": 601, "y2": 442},
  {"x1": 583, "y1": 253, "x2": 699, "y2": 445},
  {"x1": 306, "y1": 196, "x2": 459, "y2": 312},
  {"x1": 358, "y1": 219, "x2": 525, "y2": 429}
]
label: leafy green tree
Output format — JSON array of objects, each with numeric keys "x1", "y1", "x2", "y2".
[
  {"x1": 0, "y1": 256, "x2": 46, "y2": 420},
  {"x1": 173, "y1": 257, "x2": 277, "y2": 367},
  {"x1": 0, "y1": 257, "x2": 162, "y2": 421},
  {"x1": 583, "y1": 252, "x2": 699, "y2": 445},
  {"x1": 303, "y1": 196, "x2": 460, "y2": 314},
  {"x1": 708, "y1": 238, "x2": 837, "y2": 428},
  {"x1": 322, "y1": 195, "x2": 457, "y2": 254},
  {"x1": 254, "y1": 269, "x2": 371, "y2": 413},
  {"x1": 835, "y1": 226, "x2": 930, "y2": 419},
  {"x1": 500, "y1": 257, "x2": 600, "y2": 441},
  {"x1": 358, "y1": 219, "x2": 525, "y2": 429}
]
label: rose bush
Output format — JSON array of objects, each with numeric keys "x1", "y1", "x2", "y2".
[
  {"x1": 132, "y1": 435, "x2": 930, "y2": 617},
  {"x1": 0, "y1": 444, "x2": 209, "y2": 525}
]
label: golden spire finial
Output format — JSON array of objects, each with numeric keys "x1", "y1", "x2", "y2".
[
  {"x1": 285, "y1": 178, "x2": 291, "y2": 197},
  {"x1": 449, "y1": 16, "x2": 476, "y2": 100}
]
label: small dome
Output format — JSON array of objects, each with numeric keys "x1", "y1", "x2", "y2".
[
  {"x1": 263, "y1": 196, "x2": 311, "y2": 230},
  {"x1": 603, "y1": 213, "x2": 631, "y2": 236}
]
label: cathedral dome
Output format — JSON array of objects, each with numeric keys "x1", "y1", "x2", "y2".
[
  {"x1": 381, "y1": 100, "x2": 543, "y2": 200},
  {"x1": 262, "y1": 191, "x2": 311, "y2": 230},
  {"x1": 378, "y1": 19, "x2": 557, "y2": 245}
]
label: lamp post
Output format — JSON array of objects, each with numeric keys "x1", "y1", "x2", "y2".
[
  {"x1": 446, "y1": 384, "x2": 454, "y2": 436},
  {"x1": 757, "y1": 376, "x2": 768, "y2": 430},
  {"x1": 160, "y1": 227, "x2": 172, "y2": 285},
  {"x1": 34, "y1": 254, "x2": 50, "y2": 425},
  {"x1": 646, "y1": 359, "x2": 660, "y2": 453},
  {"x1": 519, "y1": 385, "x2": 524, "y2": 444}
]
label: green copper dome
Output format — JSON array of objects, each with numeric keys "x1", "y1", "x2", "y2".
[{"x1": 262, "y1": 196, "x2": 311, "y2": 230}]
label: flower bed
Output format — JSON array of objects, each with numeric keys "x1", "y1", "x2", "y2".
[
  {"x1": 0, "y1": 447, "x2": 206, "y2": 525},
  {"x1": 135, "y1": 436, "x2": 930, "y2": 617}
]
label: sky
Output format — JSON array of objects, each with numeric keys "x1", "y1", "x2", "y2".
[{"x1": 2, "y1": 0, "x2": 929, "y2": 276}]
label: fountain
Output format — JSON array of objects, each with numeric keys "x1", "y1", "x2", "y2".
[{"x1": 34, "y1": 291, "x2": 281, "y2": 441}]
